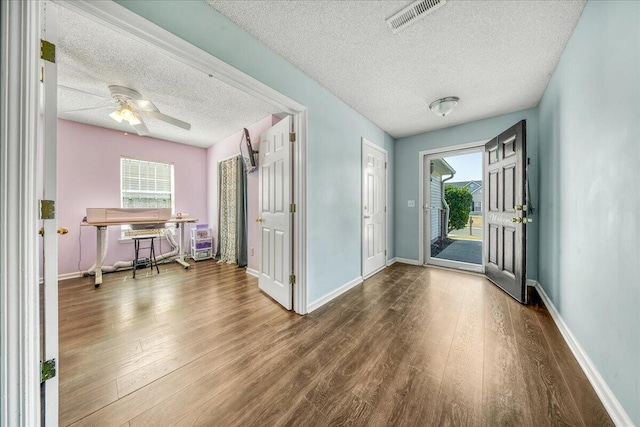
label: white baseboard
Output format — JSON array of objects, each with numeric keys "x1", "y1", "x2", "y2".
[
  {"x1": 246, "y1": 268, "x2": 259, "y2": 278},
  {"x1": 307, "y1": 276, "x2": 363, "y2": 313},
  {"x1": 58, "y1": 271, "x2": 84, "y2": 281},
  {"x1": 395, "y1": 257, "x2": 421, "y2": 266},
  {"x1": 533, "y1": 281, "x2": 633, "y2": 427},
  {"x1": 386, "y1": 257, "x2": 397, "y2": 266}
]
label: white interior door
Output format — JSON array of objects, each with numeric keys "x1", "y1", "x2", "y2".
[
  {"x1": 40, "y1": 2, "x2": 59, "y2": 424},
  {"x1": 258, "y1": 116, "x2": 292, "y2": 310},
  {"x1": 362, "y1": 139, "x2": 387, "y2": 278}
]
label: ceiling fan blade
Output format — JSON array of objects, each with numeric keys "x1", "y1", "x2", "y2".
[
  {"x1": 58, "y1": 84, "x2": 109, "y2": 100},
  {"x1": 61, "y1": 105, "x2": 113, "y2": 114},
  {"x1": 143, "y1": 110, "x2": 191, "y2": 131},
  {"x1": 128, "y1": 98, "x2": 159, "y2": 112},
  {"x1": 132, "y1": 117, "x2": 150, "y2": 136}
]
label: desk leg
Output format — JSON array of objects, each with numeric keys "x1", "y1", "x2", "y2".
[
  {"x1": 175, "y1": 222, "x2": 190, "y2": 269},
  {"x1": 95, "y1": 226, "x2": 106, "y2": 288}
]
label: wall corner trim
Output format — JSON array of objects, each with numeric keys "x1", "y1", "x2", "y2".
[
  {"x1": 386, "y1": 257, "x2": 397, "y2": 266},
  {"x1": 246, "y1": 268, "x2": 259, "y2": 278},
  {"x1": 395, "y1": 257, "x2": 421, "y2": 266},
  {"x1": 532, "y1": 281, "x2": 634, "y2": 427},
  {"x1": 307, "y1": 276, "x2": 363, "y2": 313}
]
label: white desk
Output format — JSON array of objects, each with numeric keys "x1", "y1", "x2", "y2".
[{"x1": 81, "y1": 217, "x2": 198, "y2": 288}]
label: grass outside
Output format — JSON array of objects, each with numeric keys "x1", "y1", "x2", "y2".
[{"x1": 448, "y1": 214, "x2": 483, "y2": 241}]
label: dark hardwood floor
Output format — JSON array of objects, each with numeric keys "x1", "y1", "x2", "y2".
[{"x1": 58, "y1": 261, "x2": 612, "y2": 426}]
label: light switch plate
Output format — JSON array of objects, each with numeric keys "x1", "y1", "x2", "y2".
[{"x1": 408, "y1": 200, "x2": 415, "y2": 208}]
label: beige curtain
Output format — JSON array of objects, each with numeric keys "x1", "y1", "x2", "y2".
[{"x1": 218, "y1": 157, "x2": 238, "y2": 263}]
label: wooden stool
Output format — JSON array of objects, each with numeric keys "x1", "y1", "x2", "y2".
[{"x1": 132, "y1": 236, "x2": 159, "y2": 278}]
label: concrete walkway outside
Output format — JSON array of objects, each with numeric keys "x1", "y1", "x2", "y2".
[{"x1": 434, "y1": 240, "x2": 482, "y2": 265}]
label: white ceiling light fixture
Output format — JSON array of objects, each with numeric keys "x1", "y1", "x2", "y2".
[
  {"x1": 429, "y1": 97, "x2": 459, "y2": 117},
  {"x1": 109, "y1": 106, "x2": 142, "y2": 126}
]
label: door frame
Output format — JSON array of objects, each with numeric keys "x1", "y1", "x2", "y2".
[
  {"x1": 361, "y1": 138, "x2": 388, "y2": 279},
  {"x1": 418, "y1": 140, "x2": 488, "y2": 267},
  {"x1": 1, "y1": 1, "x2": 42, "y2": 425},
  {"x1": 51, "y1": 0, "x2": 308, "y2": 315}
]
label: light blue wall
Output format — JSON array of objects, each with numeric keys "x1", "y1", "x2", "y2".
[
  {"x1": 114, "y1": 1, "x2": 396, "y2": 303},
  {"x1": 538, "y1": 1, "x2": 640, "y2": 423},
  {"x1": 394, "y1": 108, "x2": 539, "y2": 280}
]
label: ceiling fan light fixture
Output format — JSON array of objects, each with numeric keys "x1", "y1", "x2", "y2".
[
  {"x1": 128, "y1": 114, "x2": 141, "y2": 126},
  {"x1": 120, "y1": 107, "x2": 135, "y2": 122},
  {"x1": 429, "y1": 97, "x2": 460, "y2": 117},
  {"x1": 109, "y1": 110, "x2": 123, "y2": 123}
]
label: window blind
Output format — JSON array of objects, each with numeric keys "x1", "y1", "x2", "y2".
[{"x1": 121, "y1": 158, "x2": 174, "y2": 209}]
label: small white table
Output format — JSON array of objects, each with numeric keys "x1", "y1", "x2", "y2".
[{"x1": 81, "y1": 217, "x2": 198, "y2": 288}]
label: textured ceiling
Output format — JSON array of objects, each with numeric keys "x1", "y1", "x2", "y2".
[
  {"x1": 56, "y1": 5, "x2": 281, "y2": 148},
  {"x1": 206, "y1": 0, "x2": 586, "y2": 138}
]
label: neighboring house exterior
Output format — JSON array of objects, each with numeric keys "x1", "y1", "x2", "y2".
[
  {"x1": 430, "y1": 159, "x2": 456, "y2": 243},
  {"x1": 447, "y1": 180, "x2": 483, "y2": 214}
]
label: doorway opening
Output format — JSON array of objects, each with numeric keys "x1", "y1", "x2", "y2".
[{"x1": 422, "y1": 145, "x2": 484, "y2": 274}]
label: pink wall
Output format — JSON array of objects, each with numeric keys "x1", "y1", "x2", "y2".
[
  {"x1": 57, "y1": 119, "x2": 208, "y2": 275},
  {"x1": 207, "y1": 115, "x2": 280, "y2": 271}
]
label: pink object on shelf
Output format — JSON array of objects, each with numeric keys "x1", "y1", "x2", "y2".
[{"x1": 194, "y1": 229, "x2": 211, "y2": 239}]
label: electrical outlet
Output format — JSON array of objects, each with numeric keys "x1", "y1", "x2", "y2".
[
  {"x1": 408, "y1": 200, "x2": 416, "y2": 208},
  {"x1": 250, "y1": 247, "x2": 254, "y2": 256}
]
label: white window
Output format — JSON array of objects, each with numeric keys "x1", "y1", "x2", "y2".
[{"x1": 120, "y1": 157, "x2": 175, "y2": 238}]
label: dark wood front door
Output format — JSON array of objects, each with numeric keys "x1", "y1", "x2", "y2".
[{"x1": 483, "y1": 121, "x2": 527, "y2": 303}]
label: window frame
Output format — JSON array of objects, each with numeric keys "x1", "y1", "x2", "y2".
[{"x1": 119, "y1": 156, "x2": 176, "y2": 240}]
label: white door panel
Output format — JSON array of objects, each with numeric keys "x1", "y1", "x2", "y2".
[
  {"x1": 258, "y1": 117, "x2": 292, "y2": 310},
  {"x1": 41, "y1": 3, "x2": 59, "y2": 424},
  {"x1": 362, "y1": 141, "x2": 387, "y2": 278}
]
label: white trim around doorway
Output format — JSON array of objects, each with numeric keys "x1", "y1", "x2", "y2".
[
  {"x1": 0, "y1": 1, "x2": 42, "y2": 425},
  {"x1": 418, "y1": 140, "x2": 488, "y2": 269}
]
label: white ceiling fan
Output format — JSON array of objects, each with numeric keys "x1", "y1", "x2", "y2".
[{"x1": 59, "y1": 84, "x2": 191, "y2": 137}]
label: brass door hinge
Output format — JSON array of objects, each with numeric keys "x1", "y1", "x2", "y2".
[
  {"x1": 289, "y1": 132, "x2": 296, "y2": 142},
  {"x1": 290, "y1": 275, "x2": 296, "y2": 285},
  {"x1": 40, "y1": 39, "x2": 56, "y2": 63},
  {"x1": 39, "y1": 200, "x2": 56, "y2": 220},
  {"x1": 290, "y1": 203, "x2": 296, "y2": 213},
  {"x1": 41, "y1": 359, "x2": 56, "y2": 383}
]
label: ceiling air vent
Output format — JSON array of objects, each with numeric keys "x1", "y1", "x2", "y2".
[{"x1": 386, "y1": 0, "x2": 447, "y2": 34}]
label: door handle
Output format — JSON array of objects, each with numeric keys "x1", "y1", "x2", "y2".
[
  {"x1": 364, "y1": 215, "x2": 371, "y2": 219},
  {"x1": 255, "y1": 217, "x2": 263, "y2": 222},
  {"x1": 39, "y1": 226, "x2": 70, "y2": 236}
]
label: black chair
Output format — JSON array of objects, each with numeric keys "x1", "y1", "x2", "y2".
[{"x1": 132, "y1": 236, "x2": 160, "y2": 278}]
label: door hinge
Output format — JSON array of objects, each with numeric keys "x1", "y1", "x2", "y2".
[
  {"x1": 290, "y1": 203, "x2": 296, "y2": 213},
  {"x1": 385, "y1": 250, "x2": 387, "y2": 256},
  {"x1": 289, "y1": 132, "x2": 296, "y2": 142},
  {"x1": 39, "y1": 200, "x2": 56, "y2": 220},
  {"x1": 40, "y1": 39, "x2": 56, "y2": 63},
  {"x1": 385, "y1": 161, "x2": 387, "y2": 169},
  {"x1": 40, "y1": 66, "x2": 45, "y2": 83},
  {"x1": 290, "y1": 274, "x2": 296, "y2": 285},
  {"x1": 40, "y1": 359, "x2": 56, "y2": 383}
]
